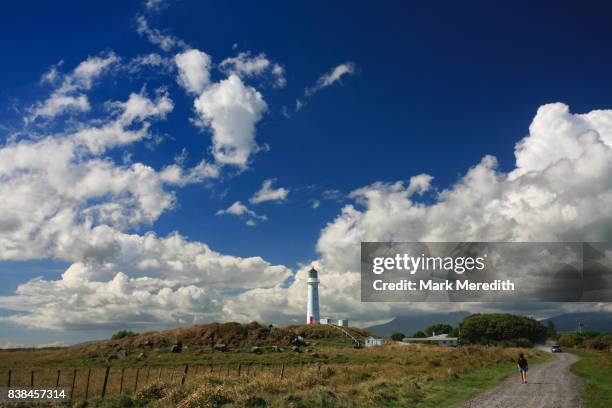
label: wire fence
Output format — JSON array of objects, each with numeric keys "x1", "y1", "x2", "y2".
[{"x1": 3, "y1": 361, "x2": 333, "y2": 401}]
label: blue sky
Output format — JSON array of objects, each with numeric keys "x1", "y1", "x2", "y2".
[{"x1": 1, "y1": 0, "x2": 612, "y2": 346}]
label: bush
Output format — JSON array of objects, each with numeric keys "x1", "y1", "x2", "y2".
[
  {"x1": 111, "y1": 330, "x2": 138, "y2": 340},
  {"x1": 390, "y1": 332, "x2": 405, "y2": 341},
  {"x1": 177, "y1": 385, "x2": 233, "y2": 408},
  {"x1": 558, "y1": 333, "x2": 585, "y2": 348},
  {"x1": 134, "y1": 383, "x2": 171, "y2": 403},
  {"x1": 583, "y1": 338, "x2": 609, "y2": 350},
  {"x1": 411, "y1": 331, "x2": 427, "y2": 338},
  {"x1": 459, "y1": 313, "x2": 547, "y2": 345},
  {"x1": 425, "y1": 324, "x2": 453, "y2": 336}
]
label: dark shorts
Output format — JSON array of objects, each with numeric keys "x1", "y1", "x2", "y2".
[{"x1": 519, "y1": 368, "x2": 528, "y2": 373}]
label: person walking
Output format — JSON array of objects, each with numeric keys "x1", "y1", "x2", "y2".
[{"x1": 517, "y1": 353, "x2": 528, "y2": 384}]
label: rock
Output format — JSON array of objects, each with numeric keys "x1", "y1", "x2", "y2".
[
  {"x1": 137, "y1": 352, "x2": 146, "y2": 359},
  {"x1": 214, "y1": 343, "x2": 228, "y2": 352},
  {"x1": 143, "y1": 340, "x2": 153, "y2": 347},
  {"x1": 291, "y1": 336, "x2": 306, "y2": 347},
  {"x1": 251, "y1": 346, "x2": 262, "y2": 354},
  {"x1": 291, "y1": 346, "x2": 301, "y2": 353},
  {"x1": 270, "y1": 345, "x2": 283, "y2": 352},
  {"x1": 170, "y1": 344, "x2": 182, "y2": 353}
]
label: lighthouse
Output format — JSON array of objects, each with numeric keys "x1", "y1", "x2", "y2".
[{"x1": 306, "y1": 267, "x2": 320, "y2": 324}]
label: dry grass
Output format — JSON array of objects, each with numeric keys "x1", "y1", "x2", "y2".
[{"x1": 0, "y1": 344, "x2": 548, "y2": 407}]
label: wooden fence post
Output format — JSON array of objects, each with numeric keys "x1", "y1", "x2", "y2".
[
  {"x1": 280, "y1": 364, "x2": 285, "y2": 379},
  {"x1": 119, "y1": 368, "x2": 125, "y2": 394},
  {"x1": 144, "y1": 366, "x2": 150, "y2": 385},
  {"x1": 210, "y1": 364, "x2": 214, "y2": 375},
  {"x1": 134, "y1": 368, "x2": 140, "y2": 393},
  {"x1": 30, "y1": 370, "x2": 34, "y2": 387},
  {"x1": 70, "y1": 369, "x2": 77, "y2": 399},
  {"x1": 170, "y1": 367, "x2": 175, "y2": 383},
  {"x1": 101, "y1": 367, "x2": 110, "y2": 398},
  {"x1": 55, "y1": 369, "x2": 61, "y2": 387},
  {"x1": 6, "y1": 369, "x2": 11, "y2": 387},
  {"x1": 237, "y1": 363, "x2": 241, "y2": 377},
  {"x1": 84, "y1": 368, "x2": 91, "y2": 400},
  {"x1": 157, "y1": 367, "x2": 162, "y2": 383},
  {"x1": 181, "y1": 365, "x2": 189, "y2": 385}
]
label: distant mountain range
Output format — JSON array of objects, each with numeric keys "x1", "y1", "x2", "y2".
[
  {"x1": 366, "y1": 311, "x2": 470, "y2": 337},
  {"x1": 540, "y1": 312, "x2": 612, "y2": 333},
  {"x1": 366, "y1": 311, "x2": 612, "y2": 337}
]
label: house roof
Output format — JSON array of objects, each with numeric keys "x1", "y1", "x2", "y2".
[{"x1": 402, "y1": 333, "x2": 458, "y2": 341}]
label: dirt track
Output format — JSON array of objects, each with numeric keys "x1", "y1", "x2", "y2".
[{"x1": 459, "y1": 352, "x2": 583, "y2": 408}]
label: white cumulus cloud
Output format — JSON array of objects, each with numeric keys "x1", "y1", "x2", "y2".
[
  {"x1": 136, "y1": 16, "x2": 187, "y2": 52},
  {"x1": 219, "y1": 52, "x2": 286, "y2": 88},
  {"x1": 250, "y1": 179, "x2": 289, "y2": 204},
  {"x1": 193, "y1": 74, "x2": 267, "y2": 168},
  {"x1": 216, "y1": 201, "x2": 267, "y2": 226},
  {"x1": 29, "y1": 53, "x2": 119, "y2": 121},
  {"x1": 296, "y1": 62, "x2": 356, "y2": 111},
  {"x1": 226, "y1": 103, "x2": 612, "y2": 325},
  {"x1": 175, "y1": 49, "x2": 212, "y2": 94}
]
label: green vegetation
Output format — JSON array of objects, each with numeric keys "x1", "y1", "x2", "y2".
[
  {"x1": 570, "y1": 349, "x2": 612, "y2": 408},
  {"x1": 558, "y1": 332, "x2": 612, "y2": 350},
  {"x1": 424, "y1": 323, "x2": 453, "y2": 336},
  {"x1": 546, "y1": 321, "x2": 557, "y2": 338},
  {"x1": 411, "y1": 330, "x2": 427, "y2": 338},
  {"x1": 0, "y1": 344, "x2": 544, "y2": 408},
  {"x1": 111, "y1": 330, "x2": 139, "y2": 340},
  {"x1": 459, "y1": 313, "x2": 547, "y2": 346},
  {"x1": 0, "y1": 316, "x2": 563, "y2": 407},
  {"x1": 390, "y1": 332, "x2": 405, "y2": 341}
]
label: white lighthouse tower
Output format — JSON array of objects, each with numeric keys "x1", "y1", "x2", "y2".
[{"x1": 306, "y1": 267, "x2": 320, "y2": 324}]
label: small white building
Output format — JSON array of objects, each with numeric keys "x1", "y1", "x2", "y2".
[
  {"x1": 402, "y1": 333, "x2": 458, "y2": 346},
  {"x1": 365, "y1": 336, "x2": 385, "y2": 347},
  {"x1": 320, "y1": 318, "x2": 349, "y2": 327}
]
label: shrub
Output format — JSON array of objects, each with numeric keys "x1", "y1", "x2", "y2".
[
  {"x1": 425, "y1": 323, "x2": 453, "y2": 336},
  {"x1": 306, "y1": 388, "x2": 338, "y2": 407},
  {"x1": 390, "y1": 332, "x2": 405, "y2": 341},
  {"x1": 111, "y1": 330, "x2": 138, "y2": 340},
  {"x1": 459, "y1": 313, "x2": 547, "y2": 345},
  {"x1": 177, "y1": 385, "x2": 234, "y2": 408},
  {"x1": 558, "y1": 333, "x2": 585, "y2": 348},
  {"x1": 134, "y1": 383, "x2": 171, "y2": 403}
]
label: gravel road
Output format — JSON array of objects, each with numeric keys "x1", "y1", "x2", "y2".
[{"x1": 459, "y1": 352, "x2": 583, "y2": 408}]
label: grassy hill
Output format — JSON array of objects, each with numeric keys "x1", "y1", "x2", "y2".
[
  {"x1": 0, "y1": 322, "x2": 555, "y2": 407},
  {"x1": 0, "y1": 322, "x2": 377, "y2": 369}
]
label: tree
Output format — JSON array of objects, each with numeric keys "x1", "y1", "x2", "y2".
[
  {"x1": 425, "y1": 323, "x2": 453, "y2": 336},
  {"x1": 390, "y1": 332, "x2": 406, "y2": 341},
  {"x1": 411, "y1": 330, "x2": 427, "y2": 338},
  {"x1": 546, "y1": 321, "x2": 557, "y2": 338},
  {"x1": 459, "y1": 313, "x2": 547, "y2": 346}
]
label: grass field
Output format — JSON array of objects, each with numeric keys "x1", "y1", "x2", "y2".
[
  {"x1": 570, "y1": 349, "x2": 612, "y2": 408},
  {"x1": 0, "y1": 343, "x2": 550, "y2": 407}
]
